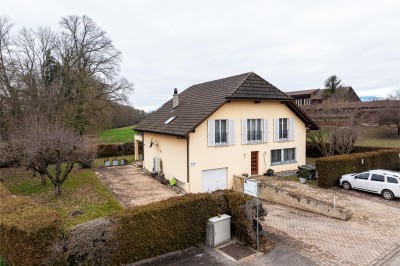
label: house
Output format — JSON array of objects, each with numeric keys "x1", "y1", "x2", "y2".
[
  {"x1": 287, "y1": 86, "x2": 361, "y2": 106},
  {"x1": 134, "y1": 72, "x2": 318, "y2": 193}
]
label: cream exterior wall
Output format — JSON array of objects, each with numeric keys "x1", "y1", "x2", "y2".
[
  {"x1": 188, "y1": 101, "x2": 307, "y2": 193},
  {"x1": 143, "y1": 132, "x2": 189, "y2": 191}
]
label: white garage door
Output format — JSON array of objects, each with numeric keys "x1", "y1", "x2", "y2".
[{"x1": 202, "y1": 168, "x2": 227, "y2": 192}]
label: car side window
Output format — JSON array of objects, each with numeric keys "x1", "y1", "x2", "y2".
[
  {"x1": 387, "y1": 176, "x2": 399, "y2": 184},
  {"x1": 371, "y1": 174, "x2": 384, "y2": 182},
  {"x1": 355, "y1": 173, "x2": 370, "y2": 180}
]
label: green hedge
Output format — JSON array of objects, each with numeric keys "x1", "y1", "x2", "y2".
[
  {"x1": 112, "y1": 193, "x2": 226, "y2": 264},
  {"x1": 97, "y1": 142, "x2": 134, "y2": 158},
  {"x1": 0, "y1": 185, "x2": 63, "y2": 266},
  {"x1": 306, "y1": 142, "x2": 385, "y2": 158},
  {"x1": 316, "y1": 149, "x2": 400, "y2": 188}
]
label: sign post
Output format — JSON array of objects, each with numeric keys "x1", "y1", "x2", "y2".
[{"x1": 243, "y1": 178, "x2": 260, "y2": 251}]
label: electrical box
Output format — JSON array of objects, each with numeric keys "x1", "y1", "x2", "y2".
[
  {"x1": 153, "y1": 157, "x2": 161, "y2": 173},
  {"x1": 206, "y1": 214, "x2": 231, "y2": 247}
]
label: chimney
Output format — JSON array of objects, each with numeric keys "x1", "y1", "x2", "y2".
[{"x1": 173, "y1": 88, "x2": 179, "y2": 109}]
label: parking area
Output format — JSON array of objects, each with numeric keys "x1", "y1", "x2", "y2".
[
  {"x1": 262, "y1": 187, "x2": 400, "y2": 266},
  {"x1": 95, "y1": 165, "x2": 178, "y2": 207}
]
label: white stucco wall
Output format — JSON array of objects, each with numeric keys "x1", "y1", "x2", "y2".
[
  {"x1": 188, "y1": 100, "x2": 307, "y2": 193},
  {"x1": 142, "y1": 132, "x2": 189, "y2": 191}
]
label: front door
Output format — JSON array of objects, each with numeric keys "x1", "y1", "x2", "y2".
[{"x1": 251, "y1": 151, "x2": 258, "y2": 175}]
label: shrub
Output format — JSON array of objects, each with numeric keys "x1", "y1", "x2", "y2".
[
  {"x1": 112, "y1": 193, "x2": 225, "y2": 264},
  {"x1": 0, "y1": 186, "x2": 63, "y2": 266},
  {"x1": 306, "y1": 142, "x2": 385, "y2": 158},
  {"x1": 97, "y1": 142, "x2": 134, "y2": 158},
  {"x1": 316, "y1": 149, "x2": 400, "y2": 188}
]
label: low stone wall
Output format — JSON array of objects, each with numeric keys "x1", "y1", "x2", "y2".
[{"x1": 233, "y1": 175, "x2": 352, "y2": 221}]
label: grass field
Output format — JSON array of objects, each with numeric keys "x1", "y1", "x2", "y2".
[
  {"x1": 97, "y1": 125, "x2": 135, "y2": 144},
  {"x1": 356, "y1": 125, "x2": 399, "y2": 148},
  {"x1": 1, "y1": 166, "x2": 123, "y2": 228}
]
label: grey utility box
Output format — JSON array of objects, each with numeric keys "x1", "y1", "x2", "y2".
[{"x1": 205, "y1": 214, "x2": 231, "y2": 247}]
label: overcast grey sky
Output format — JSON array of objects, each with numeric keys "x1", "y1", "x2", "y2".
[{"x1": 2, "y1": 0, "x2": 400, "y2": 111}]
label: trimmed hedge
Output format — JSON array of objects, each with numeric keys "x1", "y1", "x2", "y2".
[
  {"x1": 112, "y1": 193, "x2": 226, "y2": 264},
  {"x1": 97, "y1": 142, "x2": 134, "y2": 158},
  {"x1": 0, "y1": 185, "x2": 63, "y2": 266},
  {"x1": 316, "y1": 149, "x2": 400, "y2": 188}
]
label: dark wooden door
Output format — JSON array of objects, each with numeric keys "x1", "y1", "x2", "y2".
[{"x1": 251, "y1": 151, "x2": 258, "y2": 175}]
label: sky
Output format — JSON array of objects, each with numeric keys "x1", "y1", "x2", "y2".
[{"x1": 2, "y1": 0, "x2": 400, "y2": 111}]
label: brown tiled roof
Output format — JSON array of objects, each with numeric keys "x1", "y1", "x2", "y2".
[
  {"x1": 135, "y1": 72, "x2": 318, "y2": 136},
  {"x1": 286, "y1": 89, "x2": 320, "y2": 96}
]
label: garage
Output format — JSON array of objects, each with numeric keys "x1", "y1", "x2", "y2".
[{"x1": 202, "y1": 168, "x2": 227, "y2": 192}]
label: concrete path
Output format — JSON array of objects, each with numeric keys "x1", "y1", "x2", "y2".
[
  {"x1": 131, "y1": 244, "x2": 315, "y2": 266},
  {"x1": 96, "y1": 165, "x2": 178, "y2": 207}
]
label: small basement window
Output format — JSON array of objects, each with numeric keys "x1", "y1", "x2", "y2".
[{"x1": 164, "y1": 116, "x2": 177, "y2": 124}]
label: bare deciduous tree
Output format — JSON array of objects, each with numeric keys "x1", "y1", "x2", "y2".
[
  {"x1": 1, "y1": 117, "x2": 92, "y2": 196},
  {"x1": 307, "y1": 98, "x2": 360, "y2": 156},
  {"x1": 377, "y1": 88, "x2": 400, "y2": 135}
]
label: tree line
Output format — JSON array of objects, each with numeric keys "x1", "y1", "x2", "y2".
[{"x1": 0, "y1": 15, "x2": 136, "y2": 196}]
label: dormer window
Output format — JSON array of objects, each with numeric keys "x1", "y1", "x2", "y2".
[{"x1": 164, "y1": 116, "x2": 176, "y2": 124}]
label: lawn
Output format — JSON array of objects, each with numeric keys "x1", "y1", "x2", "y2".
[
  {"x1": 1, "y1": 166, "x2": 123, "y2": 228},
  {"x1": 356, "y1": 125, "x2": 399, "y2": 148},
  {"x1": 97, "y1": 125, "x2": 136, "y2": 144}
]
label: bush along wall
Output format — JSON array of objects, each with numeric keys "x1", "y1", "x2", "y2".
[
  {"x1": 97, "y1": 142, "x2": 134, "y2": 158},
  {"x1": 0, "y1": 185, "x2": 63, "y2": 266},
  {"x1": 316, "y1": 149, "x2": 400, "y2": 188},
  {"x1": 0, "y1": 189, "x2": 265, "y2": 265}
]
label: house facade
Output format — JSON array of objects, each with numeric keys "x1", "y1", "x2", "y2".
[{"x1": 135, "y1": 72, "x2": 318, "y2": 193}]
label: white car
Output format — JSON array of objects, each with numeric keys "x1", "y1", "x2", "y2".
[{"x1": 339, "y1": 169, "x2": 400, "y2": 200}]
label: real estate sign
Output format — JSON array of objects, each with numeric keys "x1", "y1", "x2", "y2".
[{"x1": 243, "y1": 179, "x2": 258, "y2": 197}]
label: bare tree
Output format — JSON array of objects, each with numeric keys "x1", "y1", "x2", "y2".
[
  {"x1": 2, "y1": 117, "x2": 92, "y2": 196},
  {"x1": 377, "y1": 88, "x2": 400, "y2": 135},
  {"x1": 307, "y1": 98, "x2": 360, "y2": 156}
]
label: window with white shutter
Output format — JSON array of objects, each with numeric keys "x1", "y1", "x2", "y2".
[
  {"x1": 289, "y1": 118, "x2": 295, "y2": 141},
  {"x1": 241, "y1": 119, "x2": 247, "y2": 144},
  {"x1": 228, "y1": 120, "x2": 235, "y2": 145},
  {"x1": 208, "y1": 120, "x2": 215, "y2": 146},
  {"x1": 263, "y1": 119, "x2": 268, "y2": 143}
]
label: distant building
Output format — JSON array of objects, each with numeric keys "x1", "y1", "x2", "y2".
[{"x1": 287, "y1": 87, "x2": 361, "y2": 106}]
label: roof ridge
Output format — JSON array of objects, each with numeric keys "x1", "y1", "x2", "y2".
[{"x1": 189, "y1": 72, "x2": 253, "y2": 88}]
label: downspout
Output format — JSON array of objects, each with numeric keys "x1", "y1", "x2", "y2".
[{"x1": 187, "y1": 136, "x2": 190, "y2": 192}]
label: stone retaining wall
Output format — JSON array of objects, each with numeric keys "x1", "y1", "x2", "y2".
[{"x1": 233, "y1": 175, "x2": 352, "y2": 221}]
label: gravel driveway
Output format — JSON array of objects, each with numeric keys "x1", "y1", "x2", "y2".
[{"x1": 96, "y1": 165, "x2": 178, "y2": 207}]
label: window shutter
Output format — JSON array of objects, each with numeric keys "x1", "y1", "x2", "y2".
[
  {"x1": 229, "y1": 120, "x2": 235, "y2": 145},
  {"x1": 290, "y1": 118, "x2": 295, "y2": 141},
  {"x1": 208, "y1": 120, "x2": 215, "y2": 146},
  {"x1": 241, "y1": 119, "x2": 247, "y2": 144},
  {"x1": 263, "y1": 119, "x2": 268, "y2": 143},
  {"x1": 273, "y1": 118, "x2": 279, "y2": 142}
]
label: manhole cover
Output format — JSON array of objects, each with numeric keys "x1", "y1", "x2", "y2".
[{"x1": 218, "y1": 243, "x2": 256, "y2": 260}]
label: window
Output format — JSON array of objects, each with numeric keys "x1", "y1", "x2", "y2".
[
  {"x1": 215, "y1": 120, "x2": 228, "y2": 145},
  {"x1": 271, "y1": 148, "x2": 296, "y2": 164},
  {"x1": 355, "y1": 173, "x2": 369, "y2": 180},
  {"x1": 279, "y1": 118, "x2": 289, "y2": 139},
  {"x1": 387, "y1": 176, "x2": 399, "y2": 184},
  {"x1": 371, "y1": 174, "x2": 384, "y2": 182},
  {"x1": 164, "y1": 116, "x2": 176, "y2": 124},
  {"x1": 247, "y1": 119, "x2": 262, "y2": 142},
  {"x1": 208, "y1": 119, "x2": 235, "y2": 147},
  {"x1": 274, "y1": 118, "x2": 294, "y2": 142}
]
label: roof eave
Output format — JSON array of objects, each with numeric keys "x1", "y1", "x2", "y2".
[
  {"x1": 134, "y1": 128, "x2": 186, "y2": 137},
  {"x1": 226, "y1": 96, "x2": 293, "y2": 101}
]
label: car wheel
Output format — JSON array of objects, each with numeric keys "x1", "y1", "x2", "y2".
[
  {"x1": 382, "y1": 190, "x2": 394, "y2": 200},
  {"x1": 342, "y1": 181, "x2": 352, "y2": 190}
]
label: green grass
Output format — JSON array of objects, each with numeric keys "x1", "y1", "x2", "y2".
[
  {"x1": 92, "y1": 155, "x2": 135, "y2": 168},
  {"x1": 0, "y1": 257, "x2": 5, "y2": 266},
  {"x1": 97, "y1": 125, "x2": 136, "y2": 144},
  {"x1": 356, "y1": 125, "x2": 399, "y2": 148},
  {"x1": 1, "y1": 166, "x2": 123, "y2": 229}
]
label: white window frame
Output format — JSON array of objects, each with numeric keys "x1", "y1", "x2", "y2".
[
  {"x1": 271, "y1": 148, "x2": 296, "y2": 165},
  {"x1": 274, "y1": 118, "x2": 295, "y2": 142},
  {"x1": 208, "y1": 119, "x2": 235, "y2": 147},
  {"x1": 215, "y1": 119, "x2": 228, "y2": 145},
  {"x1": 247, "y1": 119, "x2": 262, "y2": 143}
]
